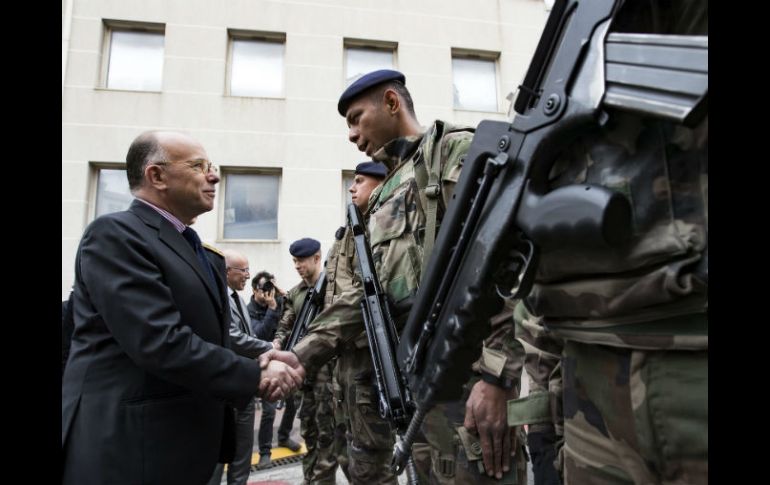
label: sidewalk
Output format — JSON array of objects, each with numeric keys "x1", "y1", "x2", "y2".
[{"x1": 220, "y1": 374, "x2": 533, "y2": 484}]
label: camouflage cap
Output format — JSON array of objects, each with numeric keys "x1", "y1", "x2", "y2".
[{"x1": 337, "y1": 69, "x2": 406, "y2": 116}]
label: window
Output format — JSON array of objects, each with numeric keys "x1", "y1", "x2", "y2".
[
  {"x1": 94, "y1": 168, "x2": 132, "y2": 218},
  {"x1": 344, "y1": 41, "x2": 396, "y2": 86},
  {"x1": 222, "y1": 172, "x2": 280, "y2": 239},
  {"x1": 228, "y1": 31, "x2": 285, "y2": 97},
  {"x1": 341, "y1": 171, "x2": 355, "y2": 221},
  {"x1": 452, "y1": 50, "x2": 499, "y2": 112},
  {"x1": 103, "y1": 22, "x2": 165, "y2": 91}
]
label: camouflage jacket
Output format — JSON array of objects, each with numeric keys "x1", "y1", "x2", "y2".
[
  {"x1": 526, "y1": 112, "x2": 708, "y2": 350},
  {"x1": 274, "y1": 281, "x2": 310, "y2": 347},
  {"x1": 513, "y1": 300, "x2": 564, "y2": 435},
  {"x1": 294, "y1": 121, "x2": 520, "y2": 383}
]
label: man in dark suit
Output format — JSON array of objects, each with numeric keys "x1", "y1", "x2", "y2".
[
  {"x1": 208, "y1": 249, "x2": 274, "y2": 485},
  {"x1": 62, "y1": 131, "x2": 304, "y2": 485}
]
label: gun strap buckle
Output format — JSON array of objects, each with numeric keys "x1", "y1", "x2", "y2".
[{"x1": 425, "y1": 183, "x2": 441, "y2": 198}]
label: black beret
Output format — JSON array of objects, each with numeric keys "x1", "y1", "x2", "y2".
[
  {"x1": 289, "y1": 238, "x2": 321, "y2": 258},
  {"x1": 338, "y1": 69, "x2": 406, "y2": 116},
  {"x1": 355, "y1": 161, "x2": 388, "y2": 179}
]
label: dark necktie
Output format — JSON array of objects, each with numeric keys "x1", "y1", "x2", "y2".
[
  {"x1": 182, "y1": 227, "x2": 217, "y2": 288},
  {"x1": 231, "y1": 291, "x2": 250, "y2": 334}
]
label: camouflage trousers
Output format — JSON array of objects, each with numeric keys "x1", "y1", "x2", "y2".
[
  {"x1": 562, "y1": 341, "x2": 708, "y2": 484},
  {"x1": 299, "y1": 359, "x2": 347, "y2": 485},
  {"x1": 421, "y1": 378, "x2": 528, "y2": 485},
  {"x1": 336, "y1": 345, "x2": 399, "y2": 485}
]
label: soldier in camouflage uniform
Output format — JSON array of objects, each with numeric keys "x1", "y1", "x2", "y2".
[
  {"x1": 520, "y1": 3, "x2": 708, "y2": 482},
  {"x1": 302, "y1": 161, "x2": 395, "y2": 484},
  {"x1": 267, "y1": 70, "x2": 527, "y2": 484},
  {"x1": 272, "y1": 238, "x2": 346, "y2": 484}
]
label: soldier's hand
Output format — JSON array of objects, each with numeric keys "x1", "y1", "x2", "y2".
[
  {"x1": 258, "y1": 359, "x2": 303, "y2": 401},
  {"x1": 464, "y1": 379, "x2": 516, "y2": 479},
  {"x1": 272, "y1": 339, "x2": 282, "y2": 350},
  {"x1": 258, "y1": 349, "x2": 306, "y2": 379}
]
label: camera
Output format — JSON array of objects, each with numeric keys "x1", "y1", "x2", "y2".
[{"x1": 261, "y1": 280, "x2": 274, "y2": 293}]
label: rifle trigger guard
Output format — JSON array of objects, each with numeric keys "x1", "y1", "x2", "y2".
[{"x1": 496, "y1": 239, "x2": 536, "y2": 300}]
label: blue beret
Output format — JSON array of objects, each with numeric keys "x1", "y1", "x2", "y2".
[
  {"x1": 338, "y1": 69, "x2": 406, "y2": 116},
  {"x1": 355, "y1": 161, "x2": 387, "y2": 179},
  {"x1": 289, "y1": 238, "x2": 321, "y2": 258}
]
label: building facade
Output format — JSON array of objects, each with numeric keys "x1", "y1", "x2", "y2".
[{"x1": 62, "y1": 0, "x2": 550, "y2": 300}]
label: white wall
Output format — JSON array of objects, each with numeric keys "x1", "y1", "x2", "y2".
[{"x1": 61, "y1": 0, "x2": 550, "y2": 300}]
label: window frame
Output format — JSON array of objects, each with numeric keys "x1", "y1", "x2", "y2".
[
  {"x1": 343, "y1": 38, "x2": 398, "y2": 86},
  {"x1": 450, "y1": 48, "x2": 502, "y2": 113},
  {"x1": 88, "y1": 162, "x2": 133, "y2": 222},
  {"x1": 99, "y1": 19, "x2": 166, "y2": 92},
  {"x1": 226, "y1": 29, "x2": 287, "y2": 98},
  {"x1": 217, "y1": 167, "x2": 282, "y2": 242},
  {"x1": 341, "y1": 169, "x2": 356, "y2": 224}
]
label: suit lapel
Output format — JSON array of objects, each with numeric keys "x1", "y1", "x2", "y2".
[
  {"x1": 229, "y1": 293, "x2": 251, "y2": 335},
  {"x1": 158, "y1": 222, "x2": 223, "y2": 312}
]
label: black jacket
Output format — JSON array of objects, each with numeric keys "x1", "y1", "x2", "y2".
[{"x1": 62, "y1": 200, "x2": 262, "y2": 485}]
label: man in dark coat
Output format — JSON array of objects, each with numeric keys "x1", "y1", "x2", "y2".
[{"x1": 61, "y1": 130, "x2": 303, "y2": 485}]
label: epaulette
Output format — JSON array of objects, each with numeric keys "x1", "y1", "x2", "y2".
[
  {"x1": 335, "y1": 226, "x2": 346, "y2": 241},
  {"x1": 202, "y1": 243, "x2": 224, "y2": 257}
]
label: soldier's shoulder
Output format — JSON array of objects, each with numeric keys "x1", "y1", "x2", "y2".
[{"x1": 441, "y1": 129, "x2": 474, "y2": 152}]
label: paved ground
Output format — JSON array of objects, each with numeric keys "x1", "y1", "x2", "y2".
[{"x1": 213, "y1": 373, "x2": 534, "y2": 484}]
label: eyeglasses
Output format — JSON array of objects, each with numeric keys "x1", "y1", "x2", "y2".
[
  {"x1": 227, "y1": 266, "x2": 250, "y2": 274},
  {"x1": 154, "y1": 159, "x2": 219, "y2": 175}
]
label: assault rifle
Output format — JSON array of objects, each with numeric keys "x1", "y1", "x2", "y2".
[
  {"x1": 347, "y1": 203, "x2": 419, "y2": 484},
  {"x1": 391, "y1": 0, "x2": 708, "y2": 473},
  {"x1": 282, "y1": 270, "x2": 327, "y2": 352},
  {"x1": 276, "y1": 269, "x2": 326, "y2": 409}
]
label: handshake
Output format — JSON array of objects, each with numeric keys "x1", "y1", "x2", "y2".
[{"x1": 257, "y1": 349, "x2": 307, "y2": 401}]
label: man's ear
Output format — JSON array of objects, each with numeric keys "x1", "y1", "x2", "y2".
[
  {"x1": 145, "y1": 164, "x2": 167, "y2": 189},
  {"x1": 383, "y1": 89, "x2": 400, "y2": 114}
]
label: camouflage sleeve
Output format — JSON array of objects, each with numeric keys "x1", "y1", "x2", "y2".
[
  {"x1": 292, "y1": 232, "x2": 365, "y2": 374},
  {"x1": 472, "y1": 299, "x2": 525, "y2": 389},
  {"x1": 513, "y1": 300, "x2": 564, "y2": 435},
  {"x1": 439, "y1": 130, "x2": 474, "y2": 206},
  {"x1": 273, "y1": 286, "x2": 298, "y2": 346}
]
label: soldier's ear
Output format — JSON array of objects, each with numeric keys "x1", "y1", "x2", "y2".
[{"x1": 383, "y1": 89, "x2": 400, "y2": 114}]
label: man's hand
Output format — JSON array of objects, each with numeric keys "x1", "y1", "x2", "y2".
[
  {"x1": 258, "y1": 349, "x2": 303, "y2": 370},
  {"x1": 464, "y1": 379, "x2": 517, "y2": 479},
  {"x1": 272, "y1": 279, "x2": 287, "y2": 298},
  {"x1": 259, "y1": 359, "x2": 304, "y2": 401},
  {"x1": 272, "y1": 339, "x2": 282, "y2": 350},
  {"x1": 265, "y1": 289, "x2": 278, "y2": 310}
]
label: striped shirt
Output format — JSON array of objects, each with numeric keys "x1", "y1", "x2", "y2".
[{"x1": 135, "y1": 198, "x2": 186, "y2": 233}]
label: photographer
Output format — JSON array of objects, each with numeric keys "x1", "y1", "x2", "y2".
[
  {"x1": 248, "y1": 271, "x2": 284, "y2": 341},
  {"x1": 248, "y1": 271, "x2": 302, "y2": 467}
]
